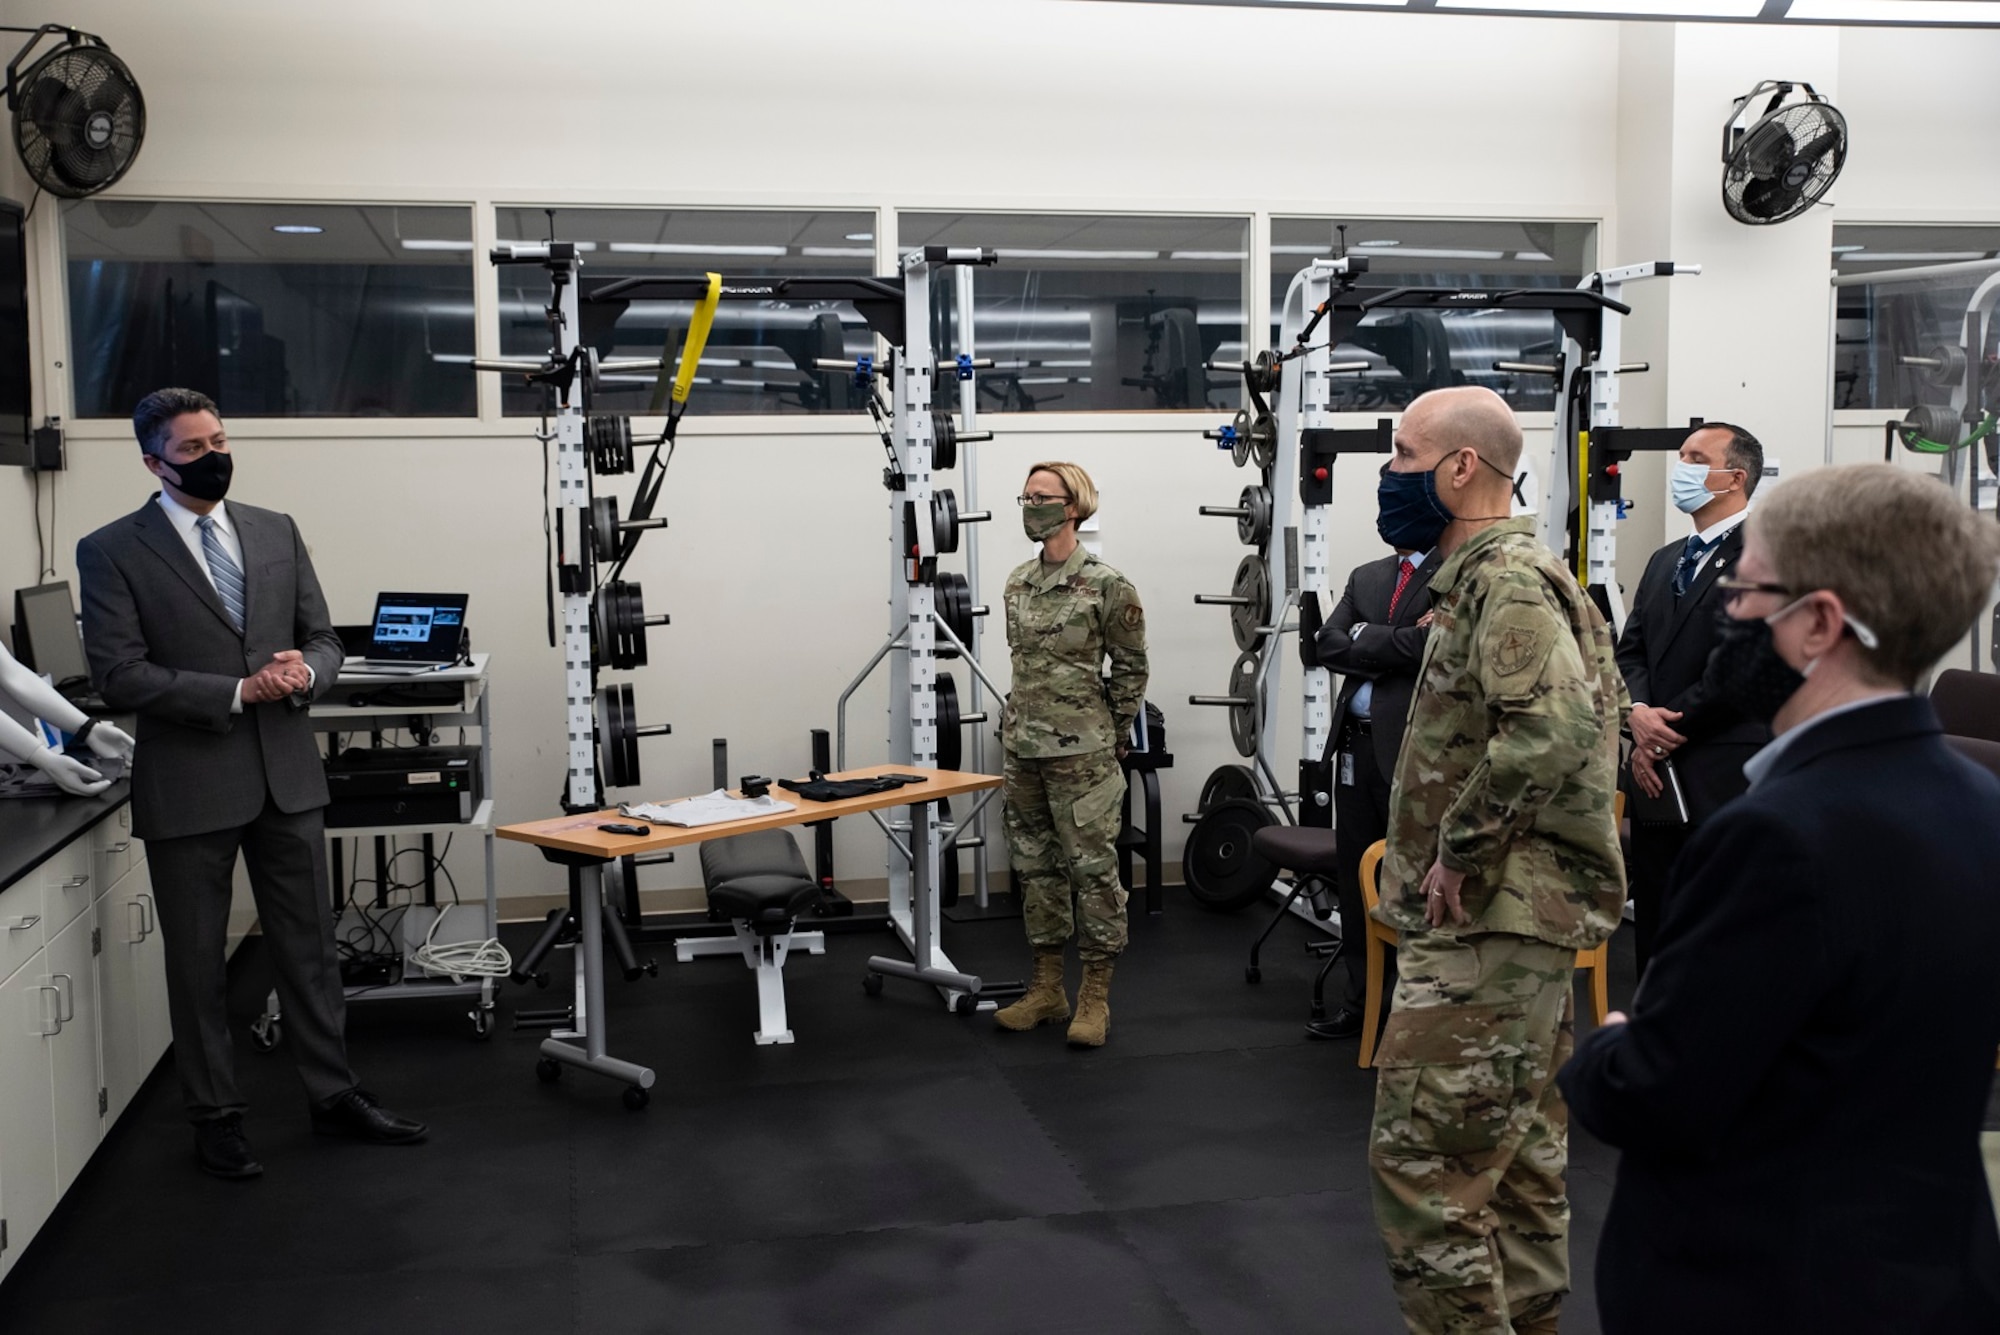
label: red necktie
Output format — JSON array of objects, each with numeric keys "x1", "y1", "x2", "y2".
[{"x1": 1387, "y1": 557, "x2": 1415, "y2": 618}]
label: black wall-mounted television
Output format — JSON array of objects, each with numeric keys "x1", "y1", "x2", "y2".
[{"x1": 0, "y1": 200, "x2": 31, "y2": 468}]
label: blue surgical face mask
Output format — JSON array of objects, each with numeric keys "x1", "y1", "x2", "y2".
[
  {"x1": 1671, "y1": 460, "x2": 1723, "y2": 515},
  {"x1": 1376, "y1": 461, "x2": 1454, "y2": 551}
]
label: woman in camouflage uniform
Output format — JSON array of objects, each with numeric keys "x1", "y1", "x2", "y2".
[{"x1": 993, "y1": 462, "x2": 1148, "y2": 1047}]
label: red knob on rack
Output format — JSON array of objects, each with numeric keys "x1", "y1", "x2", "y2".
[{"x1": 1314, "y1": 467, "x2": 1329, "y2": 481}]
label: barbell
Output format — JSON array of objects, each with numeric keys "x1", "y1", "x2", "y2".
[
  {"x1": 593, "y1": 580, "x2": 671, "y2": 670},
  {"x1": 595, "y1": 682, "x2": 672, "y2": 789}
]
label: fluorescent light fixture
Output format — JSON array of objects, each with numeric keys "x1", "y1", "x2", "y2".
[
  {"x1": 401, "y1": 239, "x2": 474, "y2": 251},
  {"x1": 1514, "y1": 251, "x2": 1554, "y2": 261},
  {"x1": 1356, "y1": 246, "x2": 1507, "y2": 260},
  {"x1": 271, "y1": 224, "x2": 323, "y2": 235},
  {"x1": 1437, "y1": 0, "x2": 1760, "y2": 12},
  {"x1": 992, "y1": 248, "x2": 1163, "y2": 261},
  {"x1": 844, "y1": 232, "x2": 874, "y2": 241},
  {"x1": 608, "y1": 242, "x2": 787, "y2": 257},
  {"x1": 1357, "y1": 239, "x2": 1401, "y2": 247},
  {"x1": 497, "y1": 239, "x2": 598, "y2": 251},
  {"x1": 1271, "y1": 244, "x2": 1332, "y2": 255},
  {"x1": 1829, "y1": 244, "x2": 1865, "y2": 254},
  {"x1": 1841, "y1": 251, "x2": 1991, "y2": 262},
  {"x1": 1169, "y1": 250, "x2": 1248, "y2": 261},
  {"x1": 799, "y1": 246, "x2": 876, "y2": 257},
  {"x1": 1788, "y1": 0, "x2": 2000, "y2": 22}
]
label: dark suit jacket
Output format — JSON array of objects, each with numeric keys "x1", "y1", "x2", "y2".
[
  {"x1": 1558, "y1": 697, "x2": 2000, "y2": 1335},
  {"x1": 1614, "y1": 523, "x2": 1769, "y2": 820},
  {"x1": 1315, "y1": 550, "x2": 1439, "y2": 774},
  {"x1": 77, "y1": 496, "x2": 343, "y2": 842}
]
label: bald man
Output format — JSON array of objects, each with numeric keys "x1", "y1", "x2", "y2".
[{"x1": 1365, "y1": 387, "x2": 1627, "y2": 1335}]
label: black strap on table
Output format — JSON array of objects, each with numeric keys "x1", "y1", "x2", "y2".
[{"x1": 779, "y1": 772, "x2": 929, "y2": 803}]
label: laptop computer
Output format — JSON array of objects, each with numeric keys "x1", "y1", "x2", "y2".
[
  {"x1": 11, "y1": 581, "x2": 107, "y2": 710},
  {"x1": 344, "y1": 592, "x2": 470, "y2": 675}
]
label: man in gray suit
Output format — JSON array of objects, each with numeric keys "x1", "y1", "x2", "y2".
[{"x1": 77, "y1": 387, "x2": 425, "y2": 1179}]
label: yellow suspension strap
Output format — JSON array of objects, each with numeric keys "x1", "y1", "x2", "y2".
[
  {"x1": 1575, "y1": 428, "x2": 1591, "y2": 585},
  {"x1": 650, "y1": 271, "x2": 722, "y2": 424}
]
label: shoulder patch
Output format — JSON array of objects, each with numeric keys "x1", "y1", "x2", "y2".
[
  {"x1": 1120, "y1": 603, "x2": 1144, "y2": 631},
  {"x1": 1494, "y1": 624, "x2": 1543, "y2": 678}
]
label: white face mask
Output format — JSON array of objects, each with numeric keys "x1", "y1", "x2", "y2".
[{"x1": 1670, "y1": 460, "x2": 1727, "y2": 515}]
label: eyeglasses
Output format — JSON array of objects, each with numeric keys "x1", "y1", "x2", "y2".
[
  {"x1": 1714, "y1": 576, "x2": 1793, "y2": 605},
  {"x1": 1017, "y1": 492, "x2": 1071, "y2": 507}
]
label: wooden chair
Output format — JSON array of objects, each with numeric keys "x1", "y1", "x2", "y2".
[{"x1": 1355, "y1": 833, "x2": 1616, "y2": 1069}]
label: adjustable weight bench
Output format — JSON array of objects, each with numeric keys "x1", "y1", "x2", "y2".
[{"x1": 675, "y1": 829, "x2": 825, "y2": 1045}]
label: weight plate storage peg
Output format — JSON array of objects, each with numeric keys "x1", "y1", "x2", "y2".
[
  {"x1": 1230, "y1": 555, "x2": 1271, "y2": 651},
  {"x1": 595, "y1": 682, "x2": 671, "y2": 789},
  {"x1": 593, "y1": 580, "x2": 668, "y2": 670},
  {"x1": 589, "y1": 496, "x2": 668, "y2": 563},
  {"x1": 1226, "y1": 651, "x2": 1263, "y2": 758},
  {"x1": 1181, "y1": 797, "x2": 1278, "y2": 913},
  {"x1": 933, "y1": 673, "x2": 963, "y2": 771},
  {"x1": 1247, "y1": 411, "x2": 1279, "y2": 470}
]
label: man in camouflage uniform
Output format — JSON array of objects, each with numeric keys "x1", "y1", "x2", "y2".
[
  {"x1": 995, "y1": 462, "x2": 1148, "y2": 1047},
  {"x1": 1366, "y1": 388, "x2": 1626, "y2": 1335}
]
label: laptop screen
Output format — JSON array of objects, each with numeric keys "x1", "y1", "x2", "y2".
[
  {"x1": 368, "y1": 592, "x2": 469, "y2": 663},
  {"x1": 13, "y1": 582, "x2": 91, "y2": 690}
]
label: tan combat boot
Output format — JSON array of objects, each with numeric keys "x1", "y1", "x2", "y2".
[
  {"x1": 1066, "y1": 960, "x2": 1114, "y2": 1047},
  {"x1": 1512, "y1": 1302, "x2": 1562, "y2": 1334},
  {"x1": 994, "y1": 948, "x2": 1069, "y2": 1031}
]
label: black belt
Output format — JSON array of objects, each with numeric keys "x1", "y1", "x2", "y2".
[{"x1": 1341, "y1": 716, "x2": 1373, "y2": 736}]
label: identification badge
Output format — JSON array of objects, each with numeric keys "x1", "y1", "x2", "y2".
[{"x1": 1339, "y1": 752, "x2": 1356, "y2": 787}]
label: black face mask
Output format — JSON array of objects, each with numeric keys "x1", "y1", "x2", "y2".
[
  {"x1": 1709, "y1": 611, "x2": 1805, "y2": 727},
  {"x1": 160, "y1": 449, "x2": 233, "y2": 502}
]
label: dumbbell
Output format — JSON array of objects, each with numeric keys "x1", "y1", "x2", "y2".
[
  {"x1": 593, "y1": 581, "x2": 670, "y2": 670},
  {"x1": 589, "y1": 496, "x2": 669, "y2": 563},
  {"x1": 595, "y1": 683, "x2": 671, "y2": 789}
]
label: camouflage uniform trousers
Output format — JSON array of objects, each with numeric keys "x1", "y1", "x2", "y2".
[
  {"x1": 1369, "y1": 928, "x2": 1577, "y2": 1335},
  {"x1": 1001, "y1": 747, "x2": 1128, "y2": 961}
]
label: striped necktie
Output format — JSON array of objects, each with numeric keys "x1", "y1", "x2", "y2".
[
  {"x1": 1673, "y1": 533, "x2": 1712, "y2": 598},
  {"x1": 197, "y1": 515, "x2": 247, "y2": 632}
]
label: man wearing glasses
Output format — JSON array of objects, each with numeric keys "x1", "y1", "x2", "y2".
[
  {"x1": 1560, "y1": 464, "x2": 2000, "y2": 1333},
  {"x1": 1614, "y1": 422, "x2": 1770, "y2": 975}
]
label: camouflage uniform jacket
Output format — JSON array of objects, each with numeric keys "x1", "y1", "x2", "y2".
[
  {"x1": 1000, "y1": 545, "x2": 1148, "y2": 758},
  {"x1": 1378, "y1": 517, "x2": 1627, "y2": 950}
]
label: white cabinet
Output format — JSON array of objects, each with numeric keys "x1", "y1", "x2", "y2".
[
  {"x1": 44, "y1": 904, "x2": 103, "y2": 1195},
  {"x1": 97, "y1": 858, "x2": 166, "y2": 1125},
  {"x1": 0, "y1": 802, "x2": 166, "y2": 1284},
  {"x1": 0, "y1": 949, "x2": 59, "y2": 1286}
]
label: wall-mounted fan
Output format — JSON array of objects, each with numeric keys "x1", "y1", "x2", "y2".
[
  {"x1": 1721, "y1": 80, "x2": 1846, "y2": 226},
  {"x1": 5, "y1": 24, "x2": 144, "y2": 200}
]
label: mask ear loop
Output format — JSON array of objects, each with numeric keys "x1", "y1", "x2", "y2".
[{"x1": 1768, "y1": 591, "x2": 1880, "y2": 678}]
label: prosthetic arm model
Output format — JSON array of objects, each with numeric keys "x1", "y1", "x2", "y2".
[{"x1": 0, "y1": 640, "x2": 135, "y2": 796}]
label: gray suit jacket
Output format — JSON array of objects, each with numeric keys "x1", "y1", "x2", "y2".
[
  {"x1": 76, "y1": 496, "x2": 343, "y2": 841},
  {"x1": 1316, "y1": 550, "x2": 1441, "y2": 774}
]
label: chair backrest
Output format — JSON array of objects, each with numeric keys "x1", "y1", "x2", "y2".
[
  {"x1": 1946, "y1": 733, "x2": 2000, "y2": 782},
  {"x1": 1359, "y1": 839, "x2": 1386, "y2": 913},
  {"x1": 1930, "y1": 669, "x2": 2000, "y2": 744}
]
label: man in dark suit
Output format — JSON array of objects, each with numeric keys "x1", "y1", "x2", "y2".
[
  {"x1": 78, "y1": 387, "x2": 426, "y2": 1180},
  {"x1": 1558, "y1": 463, "x2": 2000, "y2": 1334},
  {"x1": 1306, "y1": 544, "x2": 1438, "y2": 1037},
  {"x1": 1614, "y1": 421, "x2": 1769, "y2": 974}
]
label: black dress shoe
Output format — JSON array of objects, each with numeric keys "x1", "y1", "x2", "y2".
[
  {"x1": 310, "y1": 1088, "x2": 428, "y2": 1144},
  {"x1": 1305, "y1": 1006, "x2": 1365, "y2": 1040},
  {"x1": 195, "y1": 1113, "x2": 264, "y2": 1179}
]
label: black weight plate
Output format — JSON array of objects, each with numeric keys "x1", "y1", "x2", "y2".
[
  {"x1": 932, "y1": 408, "x2": 958, "y2": 471},
  {"x1": 589, "y1": 415, "x2": 633, "y2": 475},
  {"x1": 1230, "y1": 555, "x2": 1270, "y2": 652},
  {"x1": 1196, "y1": 763, "x2": 1259, "y2": 813},
  {"x1": 1181, "y1": 798, "x2": 1278, "y2": 913},
  {"x1": 934, "y1": 673, "x2": 962, "y2": 771},
  {"x1": 935, "y1": 572, "x2": 968, "y2": 659},
  {"x1": 616, "y1": 683, "x2": 639, "y2": 788},
  {"x1": 1229, "y1": 409, "x2": 1252, "y2": 468},
  {"x1": 590, "y1": 496, "x2": 619, "y2": 564},
  {"x1": 932, "y1": 489, "x2": 961, "y2": 555},
  {"x1": 1237, "y1": 484, "x2": 1272, "y2": 548},
  {"x1": 1247, "y1": 349, "x2": 1281, "y2": 397},
  {"x1": 595, "y1": 684, "x2": 627, "y2": 788},
  {"x1": 1227, "y1": 652, "x2": 1262, "y2": 757}
]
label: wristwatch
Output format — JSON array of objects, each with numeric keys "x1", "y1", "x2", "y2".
[{"x1": 71, "y1": 718, "x2": 100, "y2": 749}]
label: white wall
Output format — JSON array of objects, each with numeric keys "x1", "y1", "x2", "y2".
[{"x1": 3, "y1": 1, "x2": 1995, "y2": 905}]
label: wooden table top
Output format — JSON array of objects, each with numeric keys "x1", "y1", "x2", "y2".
[{"x1": 496, "y1": 763, "x2": 1002, "y2": 860}]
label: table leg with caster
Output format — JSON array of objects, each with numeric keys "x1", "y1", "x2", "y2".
[{"x1": 534, "y1": 859, "x2": 655, "y2": 1107}]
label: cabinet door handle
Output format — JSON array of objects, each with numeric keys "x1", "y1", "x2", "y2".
[
  {"x1": 50, "y1": 972, "x2": 75, "y2": 1022},
  {"x1": 127, "y1": 900, "x2": 147, "y2": 944},
  {"x1": 59, "y1": 874, "x2": 89, "y2": 889},
  {"x1": 138, "y1": 893, "x2": 156, "y2": 939},
  {"x1": 103, "y1": 840, "x2": 130, "y2": 854},
  {"x1": 4, "y1": 914, "x2": 40, "y2": 932},
  {"x1": 33, "y1": 983, "x2": 61, "y2": 1035}
]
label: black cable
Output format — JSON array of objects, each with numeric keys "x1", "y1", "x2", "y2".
[{"x1": 541, "y1": 412, "x2": 556, "y2": 648}]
